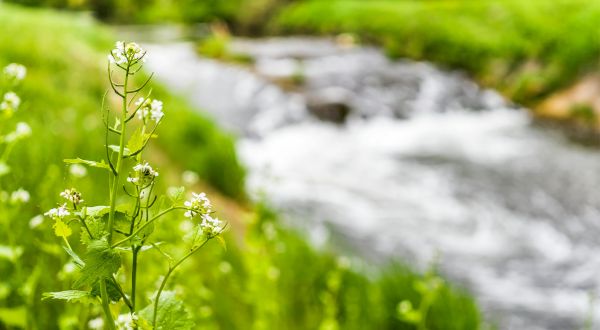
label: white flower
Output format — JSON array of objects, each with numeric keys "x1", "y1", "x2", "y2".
[
  {"x1": 127, "y1": 162, "x2": 159, "y2": 186},
  {"x1": 69, "y1": 164, "x2": 87, "y2": 178},
  {"x1": 183, "y1": 192, "x2": 212, "y2": 218},
  {"x1": 200, "y1": 214, "x2": 222, "y2": 235},
  {"x1": 44, "y1": 203, "x2": 70, "y2": 219},
  {"x1": 29, "y1": 215, "x2": 44, "y2": 229},
  {"x1": 88, "y1": 317, "x2": 104, "y2": 330},
  {"x1": 60, "y1": 188, "x2": 83, "y2": 205},
  {"x1": 10, "y1": 188, "x2": 30, "y2": 204},
  {"x1": 5, "y1": 122, "x2": 31, "y2": 142},
  {"x1": 109, "y1": 41, "x2": 146, "y2": 65},
  {"x1": 182, "y1": 170, "x2": 199, "y2": 185},
  {"x1": 1, "y1": 92, "x2": 20, "y2": 112},
  {"x1": 135, "y1": 97, "x2": 163, "y2": 123},
  {"x1": 3, "y1": 63, "x2": 26, "y2": 81},
  {"x1": 116, "y1": 313, "x2": 138, "y2": 330}
]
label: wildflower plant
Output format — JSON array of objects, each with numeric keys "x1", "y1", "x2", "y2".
[
  {"x1": 43, "y1": 42, "x2": 225, "y2": 329},
  {"x1": 0, "y1": 62, "x2": 32, "y2": 327}
]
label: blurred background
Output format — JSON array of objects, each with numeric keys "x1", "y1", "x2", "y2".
[{"x1": 2, "y1": 0, "x2": 600, "y2": 329}]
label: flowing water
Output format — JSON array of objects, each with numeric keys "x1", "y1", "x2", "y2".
[{"x1": 143, "y1": 38, "x2": 600, "y2": 329}]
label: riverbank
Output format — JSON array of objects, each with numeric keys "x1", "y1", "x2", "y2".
[{"x1": 270, "y1": 0, "x2": 600, "y2": 136}]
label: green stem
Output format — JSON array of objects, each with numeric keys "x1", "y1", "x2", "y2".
[
  {"x1": 111, "y1": 206, "x2": 187, "y2": 248},
  {"x1": 152, "y1": 239, "x2": 210, "y2": 326},
  {"x1": 99, "y1": 280, "x2": 116, "y2": 330},
  {"x1": 107, "y1": 65, "x2": 129, "y2": 243},
  {"x1": 131, "y1": 246, "x2": 140, "y2": 311}
]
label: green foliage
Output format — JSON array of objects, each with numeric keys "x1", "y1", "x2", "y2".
[
  {"x1": 273, "y1": 0, "x2": 600, "y2": 104},
  {"x1": 139, "y1": 291, "x2": 195, "y2": 330},
  {"x1": 73, "y1": 239, "x2": 121, "y2": 288}
]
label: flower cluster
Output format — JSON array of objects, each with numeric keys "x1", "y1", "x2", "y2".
[
  {"x1": 60, "y1": 188, "x2": 83, "y2": 206},
  {"x1": 200, "y1": 214, "x2": 223, "y2": 236},
  {"x1": 184, "y1": 192, "x2": 222, "y2": 235},
  {"x1": 127, "y1": 162, "x2": 159, "y2": 186},
  {"x1": 116, "y1": 313, "x2": 138, "y2": 330},
  {"x1": 3, "y1": 63, "x2": 26, "y2": 81},
  {"x1": 183, "y1": 192, "x2": 211, "y2": 218},
  {"x1": 1, "y1": 91, "x2": 20, "y2": 113},
  {"x1": 135, "y1": 97, "x2": 164, "y2": 123},
  {"x1": 4, "y1": 122, "x2": 31, "y2": 143},
  {"x1": 108, "y1": 41, "x2": 146, "y2": 66},
  {"x1": 44, "y1": 203, "x2": 70, "y2": 219},
  {"x1": 10, "y1": 188, "x2": 30, "y2": 204}
]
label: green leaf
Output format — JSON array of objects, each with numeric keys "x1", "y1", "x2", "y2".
[
  {"x1": 108, "y1": 145, "x2": 131, "y2": 156},
  {"x1": 42, "y1": 290, "x2": 91, "y2": 303},
  {"x1": 80, "y1": 216, "x2": 106, "y2": 245},
  {"x1": 139, "y1": 291, "x2": 195, "y2": 330},
  {"x1": 126, "y1": 127, "x2": 145, "y2": 155},
  {"x1": 79, "y1": 205, "x2": 110, "y2": 218},
  {"x1": 73, "y1": 239, "x2": 121, "y2": 288},
  {"x1": 0, "y1": 306, "x2": 26, "y2": 328},
  {"x1": 63, "y1": 246, "x2": 85, "y2": 268},
  {"x1": 53, "y1": 218, "x2": 72, "y2": 238},
  {"x1": 64, "y1": 158, "x2": 110, "y2": 171},
  {"x1": 90, "y1": 280, "x2": 122, "y2": 303}
]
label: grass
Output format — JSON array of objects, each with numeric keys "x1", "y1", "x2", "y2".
[
  {"x1": 273, "y1": 0, "x2": 600, "y2": 105},
  {"x1": 0, "y1": 3, "x2": 485, "y2": 329}
]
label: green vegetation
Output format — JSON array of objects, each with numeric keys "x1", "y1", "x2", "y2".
[
  {"x1": 0, "y1": 3, "x2": 485, "y2": 329},
  {"x1": 273, "y1": 0, "x2": 600, "y2": 104}
]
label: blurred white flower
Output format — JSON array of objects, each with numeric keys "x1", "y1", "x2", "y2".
[
  {"x1": 88, "y1": 317, "x2": 104, "y2": 330},
  {"x1": 5, "y1": 122, "x2": 31, "y2": 142},
  {"x1": 10, "y1": 188, "x2": 29, "y2": 204},
  {"x1": 1, "y1": 92, "x2": 20, "y2": 112},
  {"x1": 3, "y1": 63, "x2": 26, "y2": 81},
  {"x1": 182, "y1": 170, "x2": 199, "y2": 185},
  {"x1": 69, "y1": 164, "x2": 87, "y2": 178},
  {"x1": 29, "y1": 215, "x2": 44, "y2": 229}
]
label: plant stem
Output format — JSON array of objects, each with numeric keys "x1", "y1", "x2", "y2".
[
  {"x1": 131, "y1": 246, "x2": 140, "y2": 311},
  {"x1": 152, "y1": 239, "x2": 210, "y2": 326},
  {"x1": 111, "y1": 206, "x2": 187, "y2": 248},
  {"x1": 100, "y1": 280, "x2": 116, "y2": 330},
  {"x1": 107, "y1": 65, "x2": 129, "y2": 243},
  {"x1": 103, "y1": 61, "x2": 129, "y2": 330}
]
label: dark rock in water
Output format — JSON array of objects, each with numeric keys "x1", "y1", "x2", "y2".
[{"x1": 306, "y1": 87, "x2": 353, "y2": 123}]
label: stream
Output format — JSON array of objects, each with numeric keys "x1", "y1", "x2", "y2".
[{"x1": 142, "y1": 38, "x2": 600, "y2": 330}]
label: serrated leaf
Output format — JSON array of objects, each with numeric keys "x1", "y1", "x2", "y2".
[
  {"x1": 42, "y1": 290, "x2": 90, "y2": 302},
  {"x1": 73, "y1": 239, "x2": 121, "y2": 288},
  {"x1": 53, "y1": 218, "x2": 72, "y2": 238},
  {"x1": 81, "y1": 217, "x2": 106, "y2": 245},
  {"x1": 64, "y1": 158, "x2": 110, "y2": 171},
  {"x1": 139, "y1": 291, "x2": 195, "y2": 330}
]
